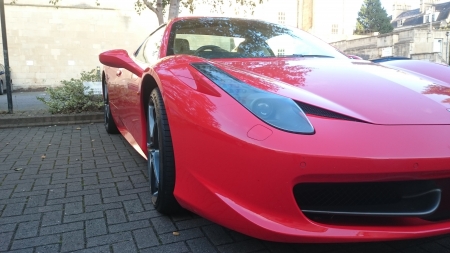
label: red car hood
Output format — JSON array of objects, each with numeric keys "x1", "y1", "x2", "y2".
[{"x1": 212, "y1": 58, "x2": 450, "y2": 125}]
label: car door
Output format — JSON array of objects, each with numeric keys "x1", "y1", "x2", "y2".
[{"x1": 119, "y1": 25, "x2": 166, "y2": 146}]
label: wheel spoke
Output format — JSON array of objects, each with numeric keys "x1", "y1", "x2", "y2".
[
  {"x1": 151, "y1": 150, "x2": 160, "y2": 186},
  {"x1": 147, "y1": 105, "x2": 156, "y2": 149},
  {"x1": 104, "y1": 104, "x2": 109, "y2": 125}
]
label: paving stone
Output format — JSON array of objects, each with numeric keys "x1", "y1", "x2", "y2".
[
  {"x1": 417, "y1": 241, "x2": 449, "y2": 253},
  {"x1": 159, "y1": 228, "x2": 204, "y2": 244},
  {"x1": 10, "y1": 234, "x2": 60, "y2": 250},
  {"x1": 66, "y1": 182, "x2": 83, "y2": 192},
  {"x1": 0, "y1": 232, "x2": 14, "y2": 251},
  {"x1": 86, "y1": 231, "x2": 133, "y2": 248},
  {"x1": 176, "y1": 218, "x2": 213, "y2": 230},
  {"x1": 1, "y1": 202, "x2": 25, "y2": 217},
  {"x1": 42, "y1": 210, "x2": 63, "y2": 227},
  {"x1": 133, "y1": 227, "x2": 160, "y2": 248},
  {"x1": 85, "y1": 218, "x2": 107, "y2": 238},
  {"x1": 109, "y1": 219, "x2": 150, "y2": 233},
  {"x1": 103, "y1": 193, "x2": 139, "y2": 204},
  {"x1": 83, "y1": 183, "x2": 115, "y2": 191},
  {"x1": 84, "y1": 193, "x2": 102, "y2": 206},
  {"x1": 120, "y1": 187, "x2": 149, "y2": 196},
  {"x1": 40, "y1": 221, "x2": 84, "y2": 236},
  {"x1": 0, "y1": 223, "x2": 16, "y2": 233},
  {"x1": 0, "y1": 189, "x2": 14, "y2": 200},
  {"x1": 24, "y1": 204, "x2": 63, "y2": 215},
  {"x1": 123, "y1": 199, "x2": 144, "y2": 215},
  {"x1": 14, "y1": 183, "x2": 33, "y2": 193},
  {"x1": 141, "y1": 242, "x2": 190, "y2": 253},
  {"x1": 7, "y1": 248, "x2": 34, "y2": 253},
  {"x1": 61, "y1": 230, "x2": 85, "y2": 252},
  {"x1": 85, "y1": 203, "x2": 122, "y2": 213},
  {"x1": 15, "y1": 221, "x2": 39, "y2": 239},
  {"x1": 12, "y1": 189, "x2": 49, "y2": 198},
  {"x1": 128, "y1": 210, "x2": 161, "y2": 221},
  {"x1": 101, "y1": 187, "x2": 119, "y2": 198},
  {"x1": 35, "y1": 244, "x2": 61, "y2": 253},
  {"x1": 112, "y1": 240, "x2": 138, "y2": 253},
  {"x1": 47, "y1": 188, "x2": 66, "y2": 200},
  {"x1": 151, "y1": 216, "x2": 177, "y2": 234},
  {"x1": 33, "y1": 183, "x2": 65, "y2": 191},
  {"x1": 64, "y1": 201, "x2": 83, "y2": 215},
  {"x1": 25, "y1": 194, "x2": 47, "y2": 208},
  {"x1": 202, "y1": 224, "x2": 234, "y2": 246},
  {"x1": 437, "y1": 237, "x2": 450, "y2": 248},
  {"x1": 64, "y1": 210, "x2": 103, "y2": 223},
  {"x1": 82, "y1": 176, "x2": 99, "y2": 186},
  {"x1": 217, "y1": 240, "x2": 266, "y2": 253},
  {"x1": 71, "y1": 245, "x2": 111, "y2": 253},
  {"x1": 187, "y1": 237, "x2": 218, "y2": 253},
  {"x1": 0, "y1": 213, "x2": 41, "y2": 225},
  {"x1": 47, "y1": 196, "x2": 82, "y2": 205},
  {"x1": 105, "y1": 208, "x2": 127, "y2": 224}
]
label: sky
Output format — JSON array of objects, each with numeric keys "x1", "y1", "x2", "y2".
[{"x1": 380, "y1": 0, "x2": 420, "y2": 15}]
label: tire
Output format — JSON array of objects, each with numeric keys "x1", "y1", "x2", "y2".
[
  {"x1": 147, "y1": 87, "x2": 181, "y2": 214},
  {"x1": 103, "y1": 82, "x2": 119, "y2": 134},
  {"x1": 0, "y1": 81, "x2": 4, "y2": 95}
]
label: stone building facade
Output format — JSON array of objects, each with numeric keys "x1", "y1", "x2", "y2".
[
  {"x1": 331, "y1": 0, "x2": 450, "y2": 63},
  {"x1": 0, "y1": 0, "x2": 156, "y2": 90}
]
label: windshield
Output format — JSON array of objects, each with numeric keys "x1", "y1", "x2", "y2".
[{"x1": 169, "y1": 18, "x2": 346, "y2": 59}]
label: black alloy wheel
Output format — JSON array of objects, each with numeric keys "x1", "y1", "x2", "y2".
[
  {"x1": 147, "y1": 87, "x2": 181, "y2": 214},
  {"x1": 103, "y1": 81, "x2": 119, "y2": 134},
  {"x1": 0, "y1": 81, "x2": 4, "y2": 95}
]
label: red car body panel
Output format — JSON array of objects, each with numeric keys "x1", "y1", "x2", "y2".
[{"x1": 100, "y1": 17, "x2": 450, "y2": 243}]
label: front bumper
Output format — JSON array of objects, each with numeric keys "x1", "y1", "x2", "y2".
[{"x1": 164, "y1": 82, "x2": 450, "y2": 242}]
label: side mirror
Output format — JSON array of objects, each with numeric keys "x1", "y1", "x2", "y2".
[{"x1": 99, "y1": 49, "x2": 145, "y2": 77}]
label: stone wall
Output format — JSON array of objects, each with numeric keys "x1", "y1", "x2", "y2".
[
  {"x1": 0, "y1": 2, "x2": 156, "y2": 90},
  {"x1": 331, "y1": 27, "x2": 450, "y2": 63}
]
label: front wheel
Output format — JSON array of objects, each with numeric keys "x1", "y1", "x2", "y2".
[
  {"x1": 147, "y1": 87, "x2": 181, "y2": 214},
  {"x1": 0, "y1": 81, "x2": 4, "y2": 95}
]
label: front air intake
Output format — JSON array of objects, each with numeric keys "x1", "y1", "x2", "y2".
[
  {"x1": 295, "y1": 101, "x2": 365, "y2": 123},
  {"x1": 294, "y1": 180, "x2": 441, "y2": 217}
]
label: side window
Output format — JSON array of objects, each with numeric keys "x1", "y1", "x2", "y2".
[
  {"x1": 134, "y1": 25, "x2": 166, "y2": 63},
  {"x1": 143, "y1": 26, "x2": 166, "y2": 64}
]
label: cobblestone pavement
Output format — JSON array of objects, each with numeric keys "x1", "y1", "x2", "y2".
[{"x1": 1, "y1": 124, "x2": 449, "y2": 253}]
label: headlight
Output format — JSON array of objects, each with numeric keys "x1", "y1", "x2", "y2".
[{"x1": 191, "y1": 63, "x2": 314, "y2": 134}]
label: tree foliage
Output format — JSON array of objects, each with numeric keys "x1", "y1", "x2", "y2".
[
  {"x1": 355, "y1": 0, "x2": 393, "y2": 35},
  {"x1": 135, "y1": 0, "x2": 264, "y2": 24},
  {"x1": 11, "y1": 0, "x2": 265, "y2": 25}
]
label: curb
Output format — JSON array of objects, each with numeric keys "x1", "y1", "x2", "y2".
[{"x1": 0, "y1": 112, "x2": 103, "y2": 129}]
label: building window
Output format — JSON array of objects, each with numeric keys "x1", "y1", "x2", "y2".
[
  {"x1": 331, "y1": 24, "x2": 339, "y2": 34},
  {"x1": 434, "y1": 12, "x2": 440, "y2": 21},
  {"x1": 277, "y1": 49, "x2": 285, "y2": 56},
  {"x1": 278, "y1": 12, "x2": 285, "y2": 24},
  {"x1": 398, "y1": 19, "x2": 405, "y2": 27},
  {"x1": 423, "y1": 14, "x2": 429, "y2": 23}
]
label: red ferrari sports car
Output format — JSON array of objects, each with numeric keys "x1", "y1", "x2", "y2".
[{"x1": 99, "y1": 17, "x2": 450, "y2": 243}]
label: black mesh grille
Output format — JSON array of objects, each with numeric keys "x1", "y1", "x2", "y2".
[{"x1": 295, "y1": 101, "x2": 364, "y2": 123}]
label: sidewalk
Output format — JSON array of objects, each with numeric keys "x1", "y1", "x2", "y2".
[{"x1": 0, "y1": 91, "x2": 103, "y2": 129}]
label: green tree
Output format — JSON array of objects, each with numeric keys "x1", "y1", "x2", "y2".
[
  {"x1": 355, "y1": 0, "x2": 393, "y2": 35},
  {"x1": 12, "y1": 0, "x2": 265, "y2": 25}
]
